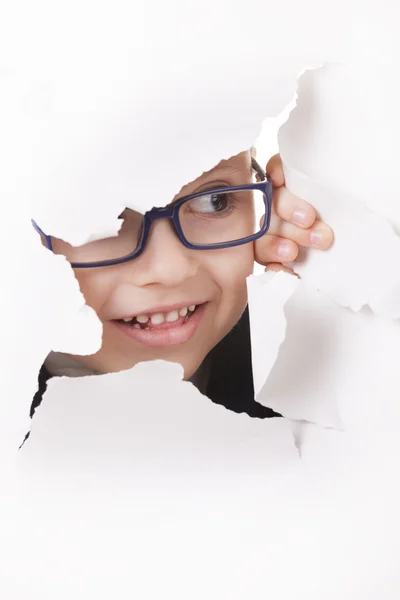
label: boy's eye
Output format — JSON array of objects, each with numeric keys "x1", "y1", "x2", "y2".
[{"x1": 186, "y1": 192, "x2": 232, "y2": 215}]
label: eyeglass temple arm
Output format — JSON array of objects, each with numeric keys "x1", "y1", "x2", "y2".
[
  {"x1": 31, "y1": 219, "x2": 53, "y2": 250},
  {"x1": 251, "y1": 157, "x2": 268, "y2": 182}
]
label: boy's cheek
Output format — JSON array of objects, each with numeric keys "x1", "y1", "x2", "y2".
[
  {"x1": 204, "y1": 246, "x2": 254, "y2": 286},
  {"x1": 203, "y1": 248, "x2": 253, "y2": 328}
]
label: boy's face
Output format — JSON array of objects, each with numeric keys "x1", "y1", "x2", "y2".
[{"x1": 56, "y1": 151, "x2": 255, "y2": 379}]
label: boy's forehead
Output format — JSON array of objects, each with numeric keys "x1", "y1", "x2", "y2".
[{"x1": 176, "y1": 152, "x2": 252, "y2": 197}]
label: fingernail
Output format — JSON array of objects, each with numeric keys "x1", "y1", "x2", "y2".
[
  {"x1": 310, "y1": 230, "x2": 323, "y2": 247},
  {"x1": 277, "y1": 241, "x2": 293, "y2": 259},
  {"x1": 292, "y1": 209, "x2": 308, "y2": 225}
]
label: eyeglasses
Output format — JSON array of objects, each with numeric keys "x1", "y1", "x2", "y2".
[{"x1": 32, "y1": 158, "x2": 272, "y2": 269}]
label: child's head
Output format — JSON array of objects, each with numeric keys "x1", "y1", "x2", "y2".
[{"x1": 37, "y1": 150, "x2": 270, "y2": 379}]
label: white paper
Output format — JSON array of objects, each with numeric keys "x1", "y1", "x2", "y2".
[
  {"x1": 0, "y1": 8, "x2": 314, "y2": 594},
  {"x1": 1, "y1": 2, "x2": 400, "y2": 599},
  {"x1": 279, "y1": 62, "x2": 400, "y2": 231},
  {"x1": 247, "y1": 270, "x2": 300, "y2": 396},
  {"x1": 16, "y1": 301, "x2": 400, "y2": 599},
  {"x1": 281, "y1": 165, "x2": 400, "y2": 318},
  {"x1": 278, "y1": 63, "x2": 400, "y2": 318},
  {"x1": 14, "y1": 363, "x2": 305, "y2": 599},
  {"x1": 21, "y1": 361, "x2": 298, "y2": 476},
  {"x1": 0, "y1": 6, "x2": 310, "y2": 451},
  {"x1": 254, "y1": 280, "x2": 345, "y2": 428}
]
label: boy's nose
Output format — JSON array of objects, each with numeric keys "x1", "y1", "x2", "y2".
[{"x1": 130, "y1": 219, "x2": 199, "y2": 287}]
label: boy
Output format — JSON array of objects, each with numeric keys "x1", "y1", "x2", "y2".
[{"x1": 32, "y1": 151, "x2": 333, "y2": 418}]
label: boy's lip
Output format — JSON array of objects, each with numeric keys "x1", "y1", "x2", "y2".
[
  {"x1": 110, "y1": 302, "x2": 207, "y2": 347},
  {"x1": 110, "y1": 299, "x2": 208, "y2": 320}
]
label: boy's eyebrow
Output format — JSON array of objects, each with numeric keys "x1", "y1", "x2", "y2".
[{"x1": 172, "y1": 158, "x2": 264, "y2": 202}]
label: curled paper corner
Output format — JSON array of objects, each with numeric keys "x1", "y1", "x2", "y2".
[
  {"x1": 279, "y1": 163, "x2": 400, "y2": 321},
  {"x1": 247, "y1": 269, "x2": 300, "y2": 397},
  {"x1": 278, "y1": 63, "x2": 400, "y2": 321},
  {"x1": 255, "y1": 281, "x2": 346, "y2": 431}
]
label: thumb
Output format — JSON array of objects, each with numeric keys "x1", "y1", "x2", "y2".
[{"x1": 265, "y1": 154, "x2": 285, "y2": 187}]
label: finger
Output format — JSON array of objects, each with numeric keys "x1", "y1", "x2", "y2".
[
  {"x1": 254, "y1": 234, "x2": 299, "y2": 266},
  {"x1": 273, "y1": 186, "x2": 316, "y2": 229},
  {"x1": 268, "y1": 215, "x2": 334, "y2": 250},
  {"x1": 264, "y1": 263, "x2": 299, "y2": 277},
  {"x1": 265, "y1": 154, "x2": 285, "y2": 187}
]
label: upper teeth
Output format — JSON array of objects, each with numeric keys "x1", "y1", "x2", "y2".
[
  {"x1": 136, "y1": 314, "x2": 149, "y2": 323},
  {"x1": 123, "y1": 305, "x2": 197, "y2": 325}
]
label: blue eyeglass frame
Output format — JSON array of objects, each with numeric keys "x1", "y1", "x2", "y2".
[{"x1": 31, "y1": 158, "x2": 272, "y2": 269}]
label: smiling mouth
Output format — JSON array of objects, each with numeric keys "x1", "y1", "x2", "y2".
[
  {"x1": 114, "y1": 304, "x2": 200, "y2": 330},
  {"x1": 111, "y1": 303, "x2": 206, "y2": 347}
]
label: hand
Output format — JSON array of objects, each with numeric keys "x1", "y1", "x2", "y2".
[{"x1": 254, "y1": 154, "x2": 334, "y2": 270}]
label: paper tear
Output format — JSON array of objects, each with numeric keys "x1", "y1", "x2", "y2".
[
  {"x1": 5, "y1": 57, "x2": 308, "y2": 248},
  {"x1": 34, "y1": 246, "x2": 103, "y2": 356},
  {"x1": 255, "y1": 281, "x2": 344, "y2": 429},
  {"x1": 18, "y1": 298, "x2": 400, "y2": 599},
  {"x1": 278, "y1": 62, "x2": 400, "y2": 227},
  {"x1": 279, "y1": 64, "x2": 400, "y2": 319},
  {"x1": 0, "y1": 6, "x2": 319, "y2": 451},
  {"x1": 22, "y1": 361, "x2": 300, "y2": 478},
  {"x1": 280, "y1": 163, "x2": 400, "y2": 319},
  {"x1": 247, "y1": 270, "x2": 300, "y2": 397},
  {"x1": 0, "y1": 222, "x2": 102, "y2": 449}
]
